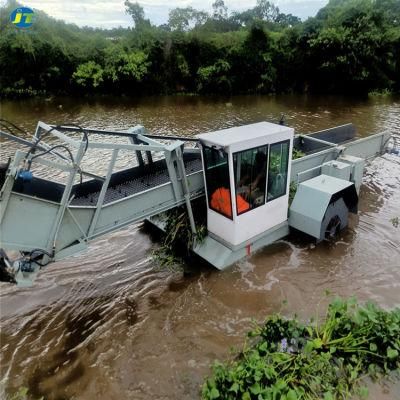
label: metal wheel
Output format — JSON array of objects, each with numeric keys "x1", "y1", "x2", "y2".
[{"x1": 325, "y1": 215, "x2": 341, "y2": 239}]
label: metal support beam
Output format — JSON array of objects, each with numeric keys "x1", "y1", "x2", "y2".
[
  {"x1": 51, "y1": 124, "x2": 144, "y2": 138},
  {"x1": 26, "y1": 156, "x2": 74, "y2": 173},
  {"x1": 66, "y1": 208, "x2": 88, "y2": 240},
  {"x1": 44, "y1": 139, "x2": 87, "y2": 259},
  {"x1": 175, "y1": 145, "x2": 197, "y2": 235},
  {"x1": 165, "y1": 151, "x2": 181, "y2": 200},
  {"x1": 136, "y1": 133, "x2": 156, "y2": 164},
  {"x1": 0, "y1": 152, "x2": 24, "y2": 223},
  {"x1": 128, "y1": 128, "x2": 144, "y2": 167},
  {"x1": 87, "y1": 149, "x2": 118, "y2": 238},
  {"x1": 298, "y1": 135, "x2": 338, "y2": 147},
  {"x1": 0, "y1": 130, "x2": 70, "y2": 163},
  {"x1": 37, "y1": 121, "x2": 81, "y2": 148},
  {"x1": 87, "y1": 142, "x2": 164, "y2": 152},
  {"x1": 136, "y1": 133, "x2": 164, "y2": 147},
  {"x1": 52, "y1": 124, "x2": 198, "y2": 142}
]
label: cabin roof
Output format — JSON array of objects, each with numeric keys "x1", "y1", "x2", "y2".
[{"x1": 196, "y1": 122, "x2": 291, "y2": 147}]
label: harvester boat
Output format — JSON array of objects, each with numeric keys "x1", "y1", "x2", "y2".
[{"x1": 0, "y1": 120, "x2": 395, "y2": 285}]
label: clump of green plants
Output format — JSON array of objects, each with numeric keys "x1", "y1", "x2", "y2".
[
  {"x1": 152, "y1": 200, "x2": 207, "y2": 269},
  {"x1": 288, "y1": 181, "x2": 298, "y2": 206},
  {"x1": 292, "y1": 148, "x2": 306, "y2": 160},
  {"x1": 202, "y1": 297, "x2": 400, "y2": 400},
  {"x1": 390, "y1": 217, "x2": 399, "y2": 228},
  {"x1": 368, "y1": 89, "x2": 392, "y2": 97},
  {"x1": 0, "y1": 87, "x2": 47, "y2": 99},
  {"x1": 6, "y1": 387, "x2": 43, "y2": 400}
]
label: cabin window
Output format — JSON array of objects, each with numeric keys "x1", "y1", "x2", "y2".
[
  {"x1": 203, "y1": 146, "x2": 233, "y2": 219},
  {"x1": 233, "y1": 146, "x2": 268, "y2": 215},
  {"x1": 267, "y1": 140, "x2": 290, "y2": 201}
]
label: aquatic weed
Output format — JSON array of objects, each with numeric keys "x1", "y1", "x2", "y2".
[
  {"x1": 202, "y1": 297, "x2": 400, "y2": 399},
  {"x1": 292, "y1": 148, "x2": 305, "y2": 160},
  {"x1": 5, "y1": 387, "x2": 43, "y2": 400},
  {"x1": 152, "y1": 202, "x2": 207, "y2": 270}
]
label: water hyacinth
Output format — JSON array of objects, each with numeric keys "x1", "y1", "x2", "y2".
[
  {"x1": 202, "y1": 297, "x2": 400, "y2": 400},
  {"x1": 279, "y1": 338, "x2": 288, "y2": 352}
]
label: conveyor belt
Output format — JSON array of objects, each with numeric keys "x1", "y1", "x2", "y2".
[{"x1": 71, "y1": 158, "x2": 203, "y2": 206}]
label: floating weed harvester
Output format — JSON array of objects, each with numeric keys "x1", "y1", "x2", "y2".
[{"x1": 0, "y1": 119, "x2": 396, "y2": 285}]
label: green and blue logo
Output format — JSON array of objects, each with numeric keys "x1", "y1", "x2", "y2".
[{"x1": 10, "y1": 7, "x2": 35, "y2": 28}]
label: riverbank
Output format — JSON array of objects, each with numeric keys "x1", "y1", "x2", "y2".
[{"x1": 1, "y1": 0, "x2": 399, "y2": 101}]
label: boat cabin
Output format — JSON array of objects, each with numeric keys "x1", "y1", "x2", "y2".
[{"x1": 197, "y1": 122, "x2": 294, "y2": 247}]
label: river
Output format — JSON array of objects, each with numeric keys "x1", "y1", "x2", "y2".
[{"x1": 1, "y1": 94, "x2": 400, "y2": 400}]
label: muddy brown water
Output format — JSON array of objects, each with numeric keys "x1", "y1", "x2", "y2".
[{"x1": 0, "y1": 95, "x2": 400, "y2": 400}]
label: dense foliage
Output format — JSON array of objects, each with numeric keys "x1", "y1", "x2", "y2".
[
  {"x1": 202, "y1": 297, "x2": 400, "y2": 399},
  {"x1": 1, "y1": 0, "x2": 399, "y2": 97},
  {"x1": 152, "y1": 201, "x2": 207, "y2": 270}
]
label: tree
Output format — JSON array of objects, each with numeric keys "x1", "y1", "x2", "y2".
[
  {"x1": 168, "y1": 7, "x2": 208, "y2": 31},
  {"x1": 103, "y1": 45, "x2": 150, "y2": 84},
  {"x1": 375, "y1": 0, "x2": 400, "y2": 26},
  {"x1": 197, "y1": 59, "x2": 231, "y2": 93},
  {"x1": 232, "y1": 25, "x2": 276, "y2": 92},
  {"x1": 124, "y1": 1, "x2": 144, "y2": 25},
  {"x1": 231, "y1": 0, "x2": 282, "y2": 27},
  {"x1": 231, "y1": 10, "x2": 256, "y2": 27},
  {"x1": 1, "y1": 0, "x2": 399, "y2": 97},
  {"x1": 124, "y1": 1, "x2": 151, "y2": 30},
  {"x1": 254, "y1": 0, "x2": 280, "y2": 22},
  {"x1": 72, "y1": 61, "x2": 104, "y2": 89},
  {"x1": 212, "y1": 0, "x2": 228, "y2": 20},
  {"x1": 306, "y1": 4, "x2": 396, "y2": 94},
  {"x1": 275, "y1": 13, "x2": 301, "y2": 27}
]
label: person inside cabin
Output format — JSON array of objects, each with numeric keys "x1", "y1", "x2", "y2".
[
  {"x1": 204, "y1": 146, "x2": 249, "y2": 218},
  {"x1": 236, "y1": 150, "x2": 267, "y2": 208},
  {"x1": 211, "y1": 187, "x2": 250, "y2": 217}
]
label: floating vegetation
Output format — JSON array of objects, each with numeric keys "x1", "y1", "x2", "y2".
[
  {"x1": 390, "y1": 217, "x2": 399, "y2": 228},
  {"x1": 152, "y1": 199, "x2": 207, "y2": 270},
  {"x1": 5, "y1": 387, "x2": 43, "y2": 400},
  {"x1": 202, "y1": 297, "x2": 400, "y2": 400},
  {"x1": 0, "y1": 87, "x2": 47, "y2": 99},
  {"x1": 368, "y1": 89, "x2": 393, "y2": 97}
]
